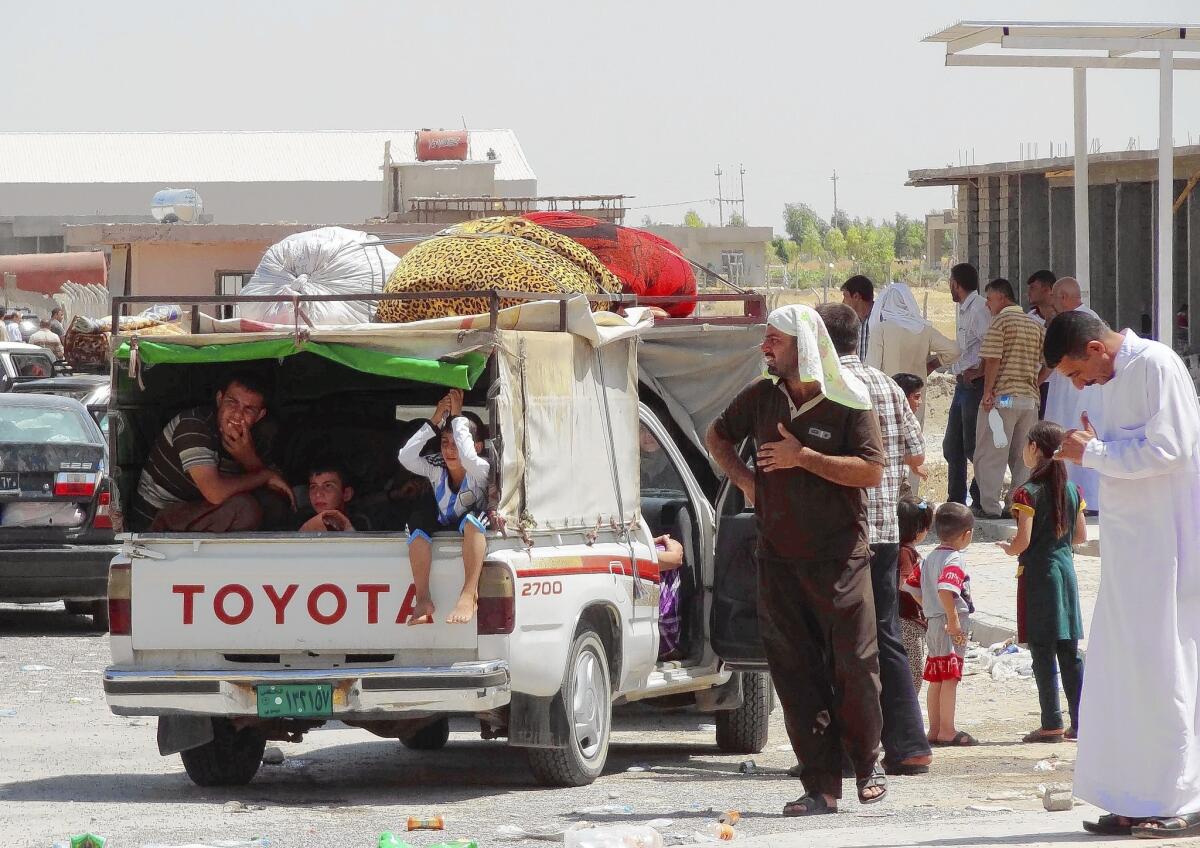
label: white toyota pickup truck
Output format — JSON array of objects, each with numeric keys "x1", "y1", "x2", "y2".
[{"x1": 102, "y1": 292, "x2": 769, "y2": 787}]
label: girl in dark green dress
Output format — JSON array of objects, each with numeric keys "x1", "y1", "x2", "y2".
[{"x1": 997, "y1": 421, "x2": 1087, "y2": 743}]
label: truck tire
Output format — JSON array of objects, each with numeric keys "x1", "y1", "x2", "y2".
[
  {"x1": 89, "y1": 600, "x2": 110, "y2": 632},
  {"x1": 715, "y1": 671, "x2": 771, "y2": 754},
  {"x1": 179, "y1": 718, "x2": 266, "y2": 786},
  {"x1": 399, "y1": 717, "x2": 450, "y2": 750},
  {"x1": 527, "y1": 629, "x2": 611, "y2": 786}
]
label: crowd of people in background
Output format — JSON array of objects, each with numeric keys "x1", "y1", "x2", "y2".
[
  {"x1": 3, "y1": 305, "x2": 66, "y2": 359},
  {"x1": 705, "y1": 269, "x2": 1200, "y2": 837}
]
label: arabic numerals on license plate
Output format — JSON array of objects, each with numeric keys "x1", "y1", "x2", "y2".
[{"x1": 288, "y1": 687, "x2": 330, "y2": 713}]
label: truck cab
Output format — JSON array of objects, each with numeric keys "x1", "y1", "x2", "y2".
[{"x1": 102, "y1": 291, "x2": 770, "y2": 787}]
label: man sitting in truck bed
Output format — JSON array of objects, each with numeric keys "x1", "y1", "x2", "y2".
[{"x1": 129, "y1": 371, "x2": 295, "y2": 532}]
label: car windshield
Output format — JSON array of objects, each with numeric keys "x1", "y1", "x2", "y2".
[{"x1": 0, "y1": 407, "x2": 92, "y2": 443}]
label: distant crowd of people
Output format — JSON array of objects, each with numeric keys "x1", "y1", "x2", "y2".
[{"x1": 4, "y1": 306, "x2": 66, "y2": 360}]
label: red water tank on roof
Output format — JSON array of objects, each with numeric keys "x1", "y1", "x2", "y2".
[
  {"x1": 0, "y1": 252, "x2": 107, "y2": 295},
  {"x1": 415, "y1": 129, "x2": 469, "y2": 161}
]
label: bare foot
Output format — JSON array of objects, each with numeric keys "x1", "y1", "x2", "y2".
[
  {"x1": 407, "y1": 597, "x2": 435, "y2": 626},
  {"x1": 446, "y1": 594, "x2": 477, "y2": 624}
]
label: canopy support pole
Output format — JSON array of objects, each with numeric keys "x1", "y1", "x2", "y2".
[
  {"x1": 1158, "y1": 50, "x2": 1175, "y2": 342},
  {"x1": 1073, "y1": 67, "x2": 1091, "y2": 305}
]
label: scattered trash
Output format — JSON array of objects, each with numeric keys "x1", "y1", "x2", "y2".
[
  {"x1": 626, "y1": 766, "x2": 647, "y2": 773},
  {"x1": 68, "y1": 697, "x2": 91, "y2": 704},
  {"x1": 737, "y1": 759, "x2": 757, "y2": 774},
  {"x1": 52, "y1": 835, "x2": 106, "y2": 848},
  {"x1": 0, "y1": 708, "x2": 15, "y2": 717},
  {"x1": 575, "y1": 805, "x2": 634, "y2": 816},
  {"x1": 407, "y1": 817, "x2": 446, "y2": 831},
  {"x1": 1043, "y1": 786, "x2": 1075, "y2": 812},
  {"x1": 261, "y1": 747, "x2": 284, "y2": 765},
  {"x1": 222, "y1": 801, "x2": 264, "y2": 814},
  {"x1": 20, "y1": 664, "x2": 52, "y2": 672},
  {"x1": 379, "y1": 835, "x2": 412, "y2": 848},
  {"x1": 692, "y1": 823, "x2": 735, "y2": 842},
  {"x1": 565, "y1": 825, "x2": 664, "y2": 848},
  {"x1": 1034, "y1": 759, "x2": 1059, "y2": 772},
  {"x1": 717, "y1": 812, "x2": 740, "y2": 826}
]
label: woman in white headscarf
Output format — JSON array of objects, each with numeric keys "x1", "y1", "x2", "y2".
[{"x1": 866, "y1": 284, "x2": 959, "y2": 424}]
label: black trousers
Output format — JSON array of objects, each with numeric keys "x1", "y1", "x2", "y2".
[
  {"x1": 758, "y1": 552, "x2": 882, "y2": 799},
  {"x1": 1029, "y1": 640, "x2": 1083, "y2": 731},
  {"x1": 869, "y1": 543, "x2": 933, "y2": 764}
]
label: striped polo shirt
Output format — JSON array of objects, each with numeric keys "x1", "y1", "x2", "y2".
[
  {"x1": 132, "y1": 406, "x2": 241, "y2": 527},
  {"x1": 979, "y1": 304, "x2": 1045, "y2": 400}
]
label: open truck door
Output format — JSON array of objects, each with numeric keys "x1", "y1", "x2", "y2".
[{"x1": 709, "y1": 441, "x2": 768, "y2": 671}]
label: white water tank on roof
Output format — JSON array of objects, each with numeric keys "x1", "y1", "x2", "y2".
[{"x1": 151, "y1": 189, "x2": 204, "y2": 223}]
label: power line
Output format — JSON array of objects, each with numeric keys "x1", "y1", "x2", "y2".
[{"x1": 626, "y1": 198, "x2": 716, "y2": 210}]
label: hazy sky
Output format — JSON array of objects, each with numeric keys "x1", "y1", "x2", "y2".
[{"x1": 3, "y1": 1, "x2": 1199, "y2": 231}]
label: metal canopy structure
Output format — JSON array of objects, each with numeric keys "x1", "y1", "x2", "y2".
[{"x1": 925, "y1": 21, "x2": 1200, "y2": 341}]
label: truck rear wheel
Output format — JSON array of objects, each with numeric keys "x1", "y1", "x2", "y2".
[
  {"x1": 399, "y1": 717, "x2": 450, "y2": 750},
  {"x1": 89, "y1": 600, "x2": 110, "y2": 632},
  {"x1": 527, "y1": 629, "x2": 611, "y2": 786},
  {"x1": 179, "y1": 718, "x2": 266, "y2": 786},
  {"x1": 715, "y1": 671, "x2": 771, "y2": 754}
]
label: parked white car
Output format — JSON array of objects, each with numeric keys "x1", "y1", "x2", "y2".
[{"x1": 102, "y1": 294, "x2": 772, "y2": 787}]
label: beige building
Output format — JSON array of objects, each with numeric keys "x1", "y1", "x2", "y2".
[{"x1": 645, "y1": 225, "x2": 773, "y2": 287}]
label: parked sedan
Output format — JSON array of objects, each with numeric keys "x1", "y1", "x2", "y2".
[{"x1": 0, "y1": 394, "x2": 118, "y2": 628}]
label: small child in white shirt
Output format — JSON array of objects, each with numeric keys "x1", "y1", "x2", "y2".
[
  {"x1": 903, "y1": 501, "x2": 978, "y2": 747},
  {"x1": 398, "y1": 389, "x2": 490, "y2": 625}
]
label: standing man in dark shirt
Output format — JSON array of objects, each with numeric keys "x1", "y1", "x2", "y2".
[
  {"x1": 131, "y1": 371, "x2": 294, "y2": 531},
  {"x1": 706, "y1": 304, "x2": 887, "y2": 816}
]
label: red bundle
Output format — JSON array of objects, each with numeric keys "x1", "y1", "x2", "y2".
[{"x1": 524, "y1": 211, "x2": 697, "y2": 317}]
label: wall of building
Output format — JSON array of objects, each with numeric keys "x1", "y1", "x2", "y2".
[{"x1": 644, "y1": 225, "x2": 773, "y2": 287}]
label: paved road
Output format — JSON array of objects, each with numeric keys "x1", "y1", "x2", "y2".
[{"x1": 1, "y1": 601, "x2": 1088, "y2": 848}]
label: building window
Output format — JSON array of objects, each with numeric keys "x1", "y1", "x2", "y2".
[
  {"x1": 215, "y1": 271, "x2": 253, "y2": 320},
  {"x1": 720, "y1": 250, "x2": 746, "y2": 285}
]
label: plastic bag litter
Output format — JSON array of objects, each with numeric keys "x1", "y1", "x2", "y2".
[
  {"x1": 243, "y1": 227, "x2": 398, "y2": 326},
  {"x1": 565, "y1": 825, "x2": 663, "y2": 848},
  {"x1": 970, "y1": 643, "x2": 1034, "y2": 680},
  {"x1": 496, "y1": 824, "x2": 587, "y2": 842},
  {"x1": 1034, "y1": 759, "x2": 1059, "y2": 772}
]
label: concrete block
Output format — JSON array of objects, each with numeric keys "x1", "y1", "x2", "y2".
[{"x1": 1043, "y1": 788, "x2": 1074, "y2": 812}]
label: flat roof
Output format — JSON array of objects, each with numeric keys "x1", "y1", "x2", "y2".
[
  {"x1": 0, "y1": 130, "x2": 536, "y2": 185},
  {"x1": 908, "y1": 144, "x2": 1200, "y2": 187},
  {"x1": 64, "y1": 222, "x2": 444, "y2": 247}
]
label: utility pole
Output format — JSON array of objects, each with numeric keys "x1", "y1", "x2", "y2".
[
  {"x1": 738, "y1": 163, "x2": 747, "y2": 224},
  {"x1": 830, "y1": 169, "x2": 839, "y2": 229},
  {"x1": 714, "y1": 165, "x2": 725, "y2": 227}
]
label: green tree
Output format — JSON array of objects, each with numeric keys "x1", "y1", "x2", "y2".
[
  {"x1": 783, "y1": 203, "x2": 829, "y2": 243},
  {"x1": 824, "y1": 227, "x2": 847, "y2": 259},
  {"x1": 683, "y1": 209, "x2": 706, "y2": 228},
  {"x1": 845, "y1": 225, "x2": 867, "y2": 260},
  {"x1": 799, "y1": 220, "x2": 824, "y2": 258},
  {"x1": 771, "y1": 236, "x2": 799, "y2": 265},
  {"x1": 728, "y1": 211, "x2": 746, "y2": 227}
]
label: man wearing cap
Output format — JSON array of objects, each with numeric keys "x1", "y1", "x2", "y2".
[{"x1": 707, "y1": 304, "x2": 887, "y2": 816}]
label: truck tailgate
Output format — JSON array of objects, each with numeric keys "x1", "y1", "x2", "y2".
[{"x1": 128, "y1": 534, "x2": 478, "y2": 653}]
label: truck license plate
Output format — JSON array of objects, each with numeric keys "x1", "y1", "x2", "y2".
[
  {"x1": 0, "y1": 472, "x2": 17, "y2": 493},
  {"x1": 256, "y1": 684, "x2": 333, "y2": 718}
]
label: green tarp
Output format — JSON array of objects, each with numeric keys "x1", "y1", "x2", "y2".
[{"x1": 114, "y1": 338, "x2": 487, "y2": 389}]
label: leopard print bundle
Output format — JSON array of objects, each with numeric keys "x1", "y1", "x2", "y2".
[{"x1": 376, "y1": 216, "x2": 621, "y2": 324}]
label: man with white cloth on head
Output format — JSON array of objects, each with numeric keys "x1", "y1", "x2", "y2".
[
  {"x1": 1043, "y1": 277, "x2": 1102, "y2": 513},
  {"x1": 865, "y1": 283, "x2": 959, "y2": 428},
  {"x1": 708, "y1": 304, "x2": 887, "y2": 816},
  {"x1": 1045, "y1": 310, "x2": 1200, "y2": 839}
]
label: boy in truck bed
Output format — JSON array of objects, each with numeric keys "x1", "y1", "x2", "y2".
[{"x1": 398, "y1": 389, "x2": 490, "y2": 625}]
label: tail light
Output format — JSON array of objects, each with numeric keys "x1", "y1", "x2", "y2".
[
  {"x1": 54, "y1": 472, "x2": 97, "y2": 497},
  {"x1": 93, "y1": 489, "x2": 113, "y2": 530},
  {"x1": 108, "y1": 562, "x2": 131, "y2": 636},
  {"x1": 477, "y1": 562, "x2": 515, "y2": 635}
]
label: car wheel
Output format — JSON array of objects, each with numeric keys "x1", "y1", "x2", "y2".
[
  {"x1": 527, "y1": 629, "x2": 612, "y2": 787},
  {"x1": 399, "y1": 717, "x2": 450, "y2": 750},
  {"x1": 179, "y1": 718, "x2": 266, "y2": 786},
  {"x1": 715, "y1": 671, "x2": 772, "y2": 754}
]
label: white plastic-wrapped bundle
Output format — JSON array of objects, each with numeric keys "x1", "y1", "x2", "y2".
[{"x1": 241, "y1": 227, "x2": 399, "y2": 325}]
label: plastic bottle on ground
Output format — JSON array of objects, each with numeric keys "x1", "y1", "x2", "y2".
[
  {"x1": 407, "y1": 816, "x2": 446, "y2": 831},
  {"x1": 692, "y1": 824, "x2": 736, "y2": 842},
  {"x1": 564, "y1": 825, "x2": 664, "y2": 848}
]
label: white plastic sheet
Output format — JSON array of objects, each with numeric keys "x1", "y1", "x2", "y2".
[{"x1": 242, "y1": 227, "x2": 399, "y2": 325}]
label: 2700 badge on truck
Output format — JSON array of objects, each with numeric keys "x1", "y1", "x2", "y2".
[{"x1": 103, "y1": 292, "x2": 772, "y2": 787}]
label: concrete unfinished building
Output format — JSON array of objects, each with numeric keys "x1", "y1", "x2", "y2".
[{"x1": 909, "y1": 145, "x2": 1200, "y2": 347}]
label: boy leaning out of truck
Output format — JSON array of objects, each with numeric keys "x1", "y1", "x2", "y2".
[{"x1": 398, "y1": 388, "x2": 490, "y2": 625}]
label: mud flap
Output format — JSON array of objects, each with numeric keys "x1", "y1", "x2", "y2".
[
  {"x1": 508, "y1": 692, "x2": 569, "y2": 749},
  {"x1": 157, "y1": 715, "x2": 215, "y2": 755},
  {"x1": 694, "y1": 672, "x2": 745, "y2": 712}
]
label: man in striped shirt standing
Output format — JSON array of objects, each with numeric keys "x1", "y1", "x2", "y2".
[{"x1": 973, "y1": 279, "x2": 1048, "y2": 519}]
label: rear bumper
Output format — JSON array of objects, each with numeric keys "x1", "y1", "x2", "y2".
[
  {"x1": 0, "y1": 544, "x2": 117, "y2": 602},
  {"x1": 103, "y1": 660, "x2": 511, "y2": 717}
]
